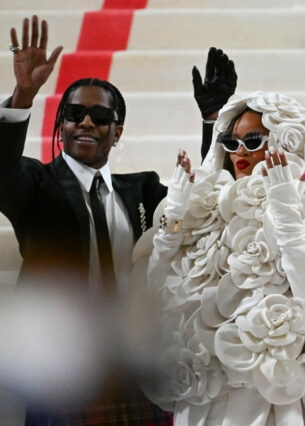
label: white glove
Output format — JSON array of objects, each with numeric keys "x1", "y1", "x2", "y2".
[
  {"x1": 263, "y1": 164, "x2": 293, "y2": 192},
  {"x1": 164, "y1": 164, "x2": 194, "y2": 220},
  {"x1": 263, "y1": 163, "x2": 301, "y2": 225}
]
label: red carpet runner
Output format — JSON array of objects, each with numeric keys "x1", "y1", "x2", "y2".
[{"x1": 41, "y1": 0, "x2": 148, "y2": 162}]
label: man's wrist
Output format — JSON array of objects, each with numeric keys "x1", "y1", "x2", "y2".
[{"x1": 11, "y1": 86, "x2": 37, "y2": 109}]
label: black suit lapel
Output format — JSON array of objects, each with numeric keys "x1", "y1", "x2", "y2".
[{"x1": 51, "y1": 155, "x2": 90, "y2": 261}]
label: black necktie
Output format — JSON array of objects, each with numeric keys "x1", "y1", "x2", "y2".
[{"x1": 89, "y1": 174, "x2": 116, "y2": 291}]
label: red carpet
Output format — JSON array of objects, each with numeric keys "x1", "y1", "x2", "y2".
[
  {"x1": 76, "y1": 10, "x2": 134, "y2": 52},
  {"x1": 103, "y1": 0, "x2": 147, "y2": 8},
  {"x1": 55, "y1": 51, "x2": 114, "y2": 93},
  {"x1": 41, "y1": 0, "x2": 147, "y2": 162}
]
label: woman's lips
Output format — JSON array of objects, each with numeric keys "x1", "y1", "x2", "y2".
[{"x1": 236, "y1": 159, "x2": 250, "y2": 170}]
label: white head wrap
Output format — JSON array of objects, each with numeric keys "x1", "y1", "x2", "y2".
[{"x1": 204, "y1": 91, "x2": 305, "y2": 173}]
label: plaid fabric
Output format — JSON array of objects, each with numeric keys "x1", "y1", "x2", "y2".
[
  {"x1": 26, "y1": 404, "x2": 173, "y2": 426},
  {"x1": 25, "y1": 377, "x2": 173, "y2": 426},
  {"x1": 25, "y1": 400, "x2": 173, "y2": 426}
]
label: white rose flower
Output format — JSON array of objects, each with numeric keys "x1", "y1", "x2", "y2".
[
  {"x1": 183, "y1": 170, "x2": 233, "y2": 233},
  {"x1": 200, "y1": 273, "x2": 264, "y2": 328},
  {"x1": 215, "y1": 294, "x2": 305, "y2": 404},
  {"x1": 251, "y1": 92, "x2": 305, "y2": 129},
  {"x1": 237, "y1": 295, "x2": 305, "y2": 357},
  {"x1": 219, "y1": 175, "x2": 266, "y2": 223},
  {"x1": 233, "y1": 176, "x2": 266, "y2": 222},
  {"x1": 227, "y1": 223, "x2": 288, "y2": 294},
  {"x1": 277, "y1": 124, "x2": 304, "y2": 154},
  {"x1": 147, "y1": 323, "x2": 226, "y2": 406},
  {"x1": 248, "y1": 92, "x2": 278, "y2": 113},
  {"x1": 185, "y1": 229, "x2": 230, "y2": 279},
  {"x1": 161, "y1": 231, "x2": 230, "y2": 304}
]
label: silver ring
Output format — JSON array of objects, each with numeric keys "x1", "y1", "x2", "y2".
[{"x1": 9, "y1": 44, "x2": 20, "y2": 53}]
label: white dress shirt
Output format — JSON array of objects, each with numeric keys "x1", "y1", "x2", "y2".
[{"x1": 62, "y1": 152, "x2": 134, "y2": 296}]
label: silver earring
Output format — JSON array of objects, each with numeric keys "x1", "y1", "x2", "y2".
[
  {"x1": 59, "y1": 135, "x2": 63, "y2": 141},
  {"x1": 112, "y1": 141, "x2": 118, "y2": 147}
]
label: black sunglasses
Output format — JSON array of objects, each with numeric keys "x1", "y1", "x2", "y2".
[
  {"x1": 63, "y1": 104, "x2": 118, "y2": 126},
  {"x1": 217, "y1": 132, "x2": 269, "y2": 152}
]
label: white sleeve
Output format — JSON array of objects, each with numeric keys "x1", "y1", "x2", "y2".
[
  {"x1": 146, "y1": 162, "x2": 193, "y2": 287},
  {"x1": 0, "y1": 98, "x2": 31, "y2": 123},
  {"x1": 147, "y1": 229, "x2": 184, "y2": 289},
  {"x1": 267, "y1": 180, "x2": 305, "y2": 298}
]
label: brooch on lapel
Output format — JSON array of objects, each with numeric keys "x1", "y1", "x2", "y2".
[{"x1": 138, "y1": 202, "x2": 147, "y2": 234}]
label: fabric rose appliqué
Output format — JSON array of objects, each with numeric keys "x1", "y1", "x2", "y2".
[
  {"x1": 276, "y1": 123, "x2": 304, "y2": 156},
  {"x1": 146, "y1": 320, "x2": 226, "y2": 408},
  {"x1": 215, "y1": 294, "x2": 305, "y2": 405},
  {"x1": 219, "y1": 173, "x2": 267, "y2": 223},
  {"x1": 226, "y1": 222, "x2": 288, "y2": 295},
  {"x1": 183, "y1": 169, "x2": 233, "y2": 234}
]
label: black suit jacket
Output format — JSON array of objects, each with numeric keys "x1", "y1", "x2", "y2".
[
  {"x1": 0, "y1": 118, "x2": 167, "y2": 289},
  {"x1": 0, "y1": 119, "x2": 173, "y2": 425}
]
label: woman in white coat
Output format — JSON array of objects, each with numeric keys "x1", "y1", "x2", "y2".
[{"x1": 133, "y1": 91, "x2": 305, "y2": 426}]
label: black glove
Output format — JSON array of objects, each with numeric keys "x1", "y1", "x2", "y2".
[{"x1": 192, "y1": 47, "x2": 237, "y2": 119}]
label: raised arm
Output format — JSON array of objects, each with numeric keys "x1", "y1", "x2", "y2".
[
  {"x1": 147, "y1": 150, "x2": 194, "y2": 288},
  {"x1": 192, "y1": 47, "x2": 237, "y2": 162},
  {"x1": 262, "y1": 148, "x2": 305, "y2": 299},
  {"x1": 0, "y1": 16, "x2": 62, "y2": 178},
  {"x1": 10, "y1": 15, "x2": 63, "y2": 108}
]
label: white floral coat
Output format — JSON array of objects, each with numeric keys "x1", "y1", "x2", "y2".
[{"x1": 132, "y1": 92, "x2": 305, "y2": 426}]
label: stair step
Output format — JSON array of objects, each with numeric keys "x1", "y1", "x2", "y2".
[
  {"x1": 22, "y1": 90, "x2": 305, "y2": 140},
  {"x1": 34, "y1": 135, "x2": 202, "y2": 179},
  {"x1": 128, "y1": 8, "x2": 305, "y2": 49},
  {"x1": 148, "y1": 0, "x2": 305, "y2": 8},
  {"x1": 1, "y1": 49, "x2": 305, "y2": 95},
  {"x1": 0, "y1": 11, "x2": 85, "y2": 53},
  {"x1": 109, "y1": 49, "x2": 305, "y2": 92},
  {"x1": 1, "y1": 9, "x2": 299, "y2": 53},
  {"x1": 0, "y1": 0, "x2": 102, "y2": 10}
]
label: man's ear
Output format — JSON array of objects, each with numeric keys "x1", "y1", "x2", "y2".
[{"x1": 114, "y1": 125, "x2": 124, "y2": 144}]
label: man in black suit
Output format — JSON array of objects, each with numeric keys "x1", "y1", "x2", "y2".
[
  {"x1": 2, "y1": 16, "x2": 167, "y2": 295},
  {"x1": 1, "y1": 15, "x2": 171, "y2": 426},
  {"x1": 1, "y1": 14, "x2": 238, "y2": 425}
]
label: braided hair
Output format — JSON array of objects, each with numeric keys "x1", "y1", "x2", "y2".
[{"x1": 51, "y1": 78, "x2": 126, "y2": 161}]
